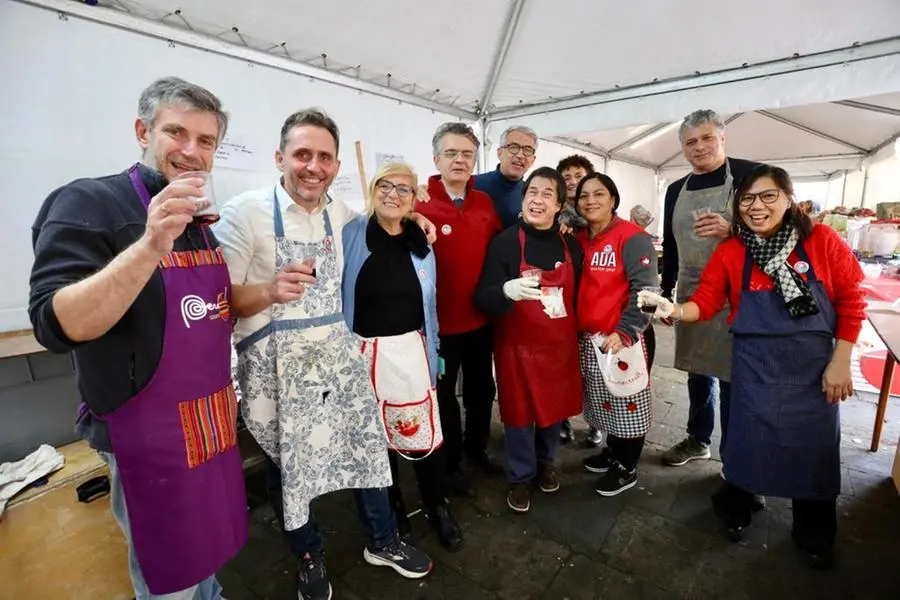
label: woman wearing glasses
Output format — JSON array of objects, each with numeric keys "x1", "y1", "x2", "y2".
[
  {"x1": 638, "y1": 164, "x2": 865, "y2": 569},
  {"x1": 343, "y1": 163, "x2": 463, "y2": 552}
]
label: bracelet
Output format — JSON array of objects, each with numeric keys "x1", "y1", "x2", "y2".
[{"x1": 672, "y1": 304, "x2": 682, "y2": 321}]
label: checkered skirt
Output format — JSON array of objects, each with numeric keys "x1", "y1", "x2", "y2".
[{"x1": 578, "y1": 333, "x2": 652, "y2": 438}]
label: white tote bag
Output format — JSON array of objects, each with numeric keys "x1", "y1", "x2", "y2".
[
  {"x1": 589, "y1": 333, "x2": 649, "y2": 398},
  {"x1": 361, "y1": 331, "x2": 443, "y2": 460}
]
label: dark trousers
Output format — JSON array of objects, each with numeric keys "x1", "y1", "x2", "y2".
[
  {"x1": 265, "y1": 457, "x2": 396, "y2": 556},
  {"x1": 504, "y1": 422, "x2": 561, "y2": 484},
  {"x1": 436, "y1": 326, "x2": 496, "y2": 473},
  {"x1": 687, "y1": 373, "x2": 731, "y2": 451},
  {"x1": 644, "y1": 325, "x2": 656, "y2": 371},
  {"x1": 712, "y1": 482, "x2": 837, "y2": 549},
  {"x1": 607, "y1": 434, "x2": 646, "y2": 471},
  {"x1": 387, "y1": 447, "x2": 448, "y2": 511}
]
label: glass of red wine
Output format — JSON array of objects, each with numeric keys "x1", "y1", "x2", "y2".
[{"x1": 640, "y1": 286, "x2": 663, "y2": 314}]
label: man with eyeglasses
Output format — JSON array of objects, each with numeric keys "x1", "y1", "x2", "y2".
[
  {"x1": 414, "y1": 122, "x2": 505, "y2": 496},
  {"x1": 659, "y1": 109, "x2": 759, "y2": 472},
  {"x1": 473, "y1": 125, "x2": 539, "y2": 228}
]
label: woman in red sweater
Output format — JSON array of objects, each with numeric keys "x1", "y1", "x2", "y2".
[
  {"x1": 575, "y1": 173, "x2": 659, "y2": 497},
  {"x1": 639, "y1": 164, "x2": 865, "y2": 570}
]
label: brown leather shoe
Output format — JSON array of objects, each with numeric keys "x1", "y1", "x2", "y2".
[
  {"x1": 537, "y1": 464, "x2": 560, "y2": 493},
  {"x1": 506, "y1": 483, "x2": 531, "y2": 513}
]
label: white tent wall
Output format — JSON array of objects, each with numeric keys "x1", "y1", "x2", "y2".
[
  {"x1": 860, "y1": 142, "x2": 900, "y2": 209},
  {"x1": 0, "y1": 0, "x2": 467, "y2": 332}
]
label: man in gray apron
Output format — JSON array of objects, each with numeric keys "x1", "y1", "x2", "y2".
[
  {"x1": 659, "y1": 110, "x2": 758, "y2": 467},
  {"x1": 216, "y1": 109, "x2": 434, "y2": 600}
]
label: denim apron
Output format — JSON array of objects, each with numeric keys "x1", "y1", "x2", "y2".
[{"x1": 722, "y1": 244, "x2": 841, "y2": 499}]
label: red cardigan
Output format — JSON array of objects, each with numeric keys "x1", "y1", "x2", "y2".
[
  {"x1": 690, "y1": 224, "x2": 866, "y2": 342},
  {"x1": 414, "y1": 175, "x2": 503, "y2": 335}
]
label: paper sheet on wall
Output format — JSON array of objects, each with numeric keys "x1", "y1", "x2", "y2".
[
  {"x1": 375, "y1": 152, "x2": 406, "y2": 169},
  {"x1": 215, "y1": 135, "x2": 258, "y2": 171},
  {"x1": 330, "y1": 173, "x2": 365, "y2": 213}
]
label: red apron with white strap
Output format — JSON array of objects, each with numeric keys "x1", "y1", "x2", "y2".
[{"x1": 494, "y1": 227, "x2": 583, "y2": 427}]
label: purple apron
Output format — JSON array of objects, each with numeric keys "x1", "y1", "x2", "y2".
[{"x1": 100, "y1": 166, "x2": 248, "y2": 594}]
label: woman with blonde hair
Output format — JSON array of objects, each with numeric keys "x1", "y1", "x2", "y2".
[{"x1": 342, "y1": 163, "x2": 462, "y2": 551}]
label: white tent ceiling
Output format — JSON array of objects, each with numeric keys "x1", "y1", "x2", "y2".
[
  {"x1": 561, "y1": 92, "x2": 900, "y2": 178},
  {"x1": 18, "y1": 0, "x2": 900, "y2": 174}
]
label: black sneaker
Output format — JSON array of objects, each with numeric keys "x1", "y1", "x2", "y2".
[
  {"x1": 560, "y1": 419, "x2": 575, "y2": 444},
  {"x1": 363, "y1": 538, "x2": 433, "y2": 579},
  {"x1": 583, "y1": 427, "x2": 603, "y2": 448},
  {"x1": 298, "y1": 552, "x2": 332, "y2": 600},
  {"x1": 582, "y1": 447, "x2": 614, "y2": 474},
  {"x1": 593, "y1": 463, "x2": 637, "y2": 497}
]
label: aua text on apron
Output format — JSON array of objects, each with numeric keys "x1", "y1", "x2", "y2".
[
  {"x1": 98, "y1": 166, "x2": 248, "y2": 594},
  {"x1": 722, "y1": 244, "x2": 840, "y2": 499},
  {"x1": 236, "y1": 190, "x2": 391, "y2": 530},
  {"x1": 671, "y1": 160, "x2": 734, "y2": 382}
]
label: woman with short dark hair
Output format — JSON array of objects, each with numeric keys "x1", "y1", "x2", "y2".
[
  {"x1": 639, "y1": 164, "x2": 866, "y2": 569},
  {"x1": 475, "y1": 166, "x2": 584, "y2": 514}
]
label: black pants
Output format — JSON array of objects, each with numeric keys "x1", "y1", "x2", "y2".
[
  {"x1": 712, "y1": 482, "x2": 837, "y2": 549},
  {"x1": 644, "y1": 325, "x2": 656, "y2": 371},
  {"x1": 388, "y1": 447, "x2": 448, "y2": 511},
  {"x1": 436, "y1": 325, "x2": 496, "y2": 472},
  {"x1": 607, "y1": 434, "x2": 645, "y2": 471}
]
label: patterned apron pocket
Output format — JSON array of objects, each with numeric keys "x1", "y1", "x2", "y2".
[
  {"x1": 178, "y1": 384, "x2": 239, "y2": 469},
  {"x1": 382, "y1": 390, "x2": 440, "y2": 454}
]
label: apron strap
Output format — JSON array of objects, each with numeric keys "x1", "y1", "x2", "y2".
[
  {"x1": 741, "y1": 239, "x2": 817, "y2": 291},
  {"x1": 128, "y1": 164, "x2": 153, "y2": 209},
  {"x1": 272, "y1": 186, "x2": 334, "y2": 238}
]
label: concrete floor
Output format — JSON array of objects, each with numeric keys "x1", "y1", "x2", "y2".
[{"x1": 220, "y1": 326, "x2": 900, "y2": 599}]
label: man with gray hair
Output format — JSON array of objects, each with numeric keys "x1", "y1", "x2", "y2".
[
  {"x1": 473, "y1": 124, "x2": 538, "y2": 227},
  {"x1": 29, "y1": 76, "x2": 247, "y2": 599},
  {"x1": 660, "y1": 109, "x2": 758, "y2": 468},
  {"x1": 414, "y1": 122, "x2": 506, "y2": 495}
]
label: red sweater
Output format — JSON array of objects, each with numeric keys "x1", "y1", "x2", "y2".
[
  {"x1": 690, "y1": 224, "x2": 866, "y2": 342},
  {"x1": 415, "y1": 175, "x2": 503, "y2": 335},
  {"x1": 576, "y1": 217, "x2": 658, "y2": 341}
]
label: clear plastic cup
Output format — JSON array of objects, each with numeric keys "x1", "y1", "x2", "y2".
[{"x1": 174, "y1": 171, "x2": 219, "y2": 224}]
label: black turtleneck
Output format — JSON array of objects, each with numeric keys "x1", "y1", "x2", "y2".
[
  {"x1": 353, "y1": 217, "x2": 428, "y2": 338},
  {"x1": 29, "y1": 163, "x2": 219, "y2": 452},
  {"x1": 475, "y1": 219, "x2": 584, "y2": 317}
]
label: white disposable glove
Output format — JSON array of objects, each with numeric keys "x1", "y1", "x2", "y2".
[
  {"x1": 503, "y1": 276, "x2": 541, "y2": 302},
  {"x1": 637, "y1": 290, "x2": 675, "y2": 319}
]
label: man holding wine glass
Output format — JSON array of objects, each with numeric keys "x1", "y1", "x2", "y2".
[
  {"x1": 215, "y1": 108, "x2": 435, "y2": 600},
  {"x1": 29, "y1": 76, "x2": 247, "y2": 600}
]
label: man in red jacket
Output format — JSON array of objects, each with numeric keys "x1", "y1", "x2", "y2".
[{"x1": 415, "y1": 122, "x2": 505, "y2": 495}]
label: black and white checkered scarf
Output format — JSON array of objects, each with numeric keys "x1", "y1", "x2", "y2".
[{"x1": 737, "y1": 222, "x2": 819, "y2": 318}]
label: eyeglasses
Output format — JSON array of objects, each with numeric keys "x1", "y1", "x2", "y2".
[
  {"x1": 501, "y1": 143, "x2": 536, "y2": 157},
  {"x1": 375, "y1": 180, "x2": 414, "y2": 198},
  {"x1": 440, "y1": 149, "x2": 476, "y2": 161},
  {"x1": 738, "y1": 189, "x2": 781, "y2": 206}
]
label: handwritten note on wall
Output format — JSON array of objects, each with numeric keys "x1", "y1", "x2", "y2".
[
  {"x1": 375, "y1": 152, "x2": 406, "y2": 169},
  {"x1": 215, "y1": 135, "x2": 258, "y2": 171}
]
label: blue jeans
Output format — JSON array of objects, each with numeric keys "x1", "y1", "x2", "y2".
[
  {"x1": 686, "y1": 374, "x2": 731, "y2": 451},
  {"x1": 100, "y1": 452, "x2": 222, "y2": 600},
  {"x1": 265, "y1": 457, "x2": 396, "y2": 555},
  {"x1": 504, "y1": 422, "x2": 562, "y2": 484}
]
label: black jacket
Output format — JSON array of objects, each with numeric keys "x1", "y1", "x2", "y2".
[{"x1": 29, "y1": 163, "x2": 217, "y2": 451}]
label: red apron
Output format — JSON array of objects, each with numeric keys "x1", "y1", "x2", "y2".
[
  {"x1": 99, "y1": 166, "x2": 249, "y2": 594},
  {"x1": 494, "y1": 227, "x2": 583, "y2": 427}
]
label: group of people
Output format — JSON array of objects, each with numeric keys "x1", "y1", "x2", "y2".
[{"x1": 27, "y1": 76, "x2": 866, "y2": 600}]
